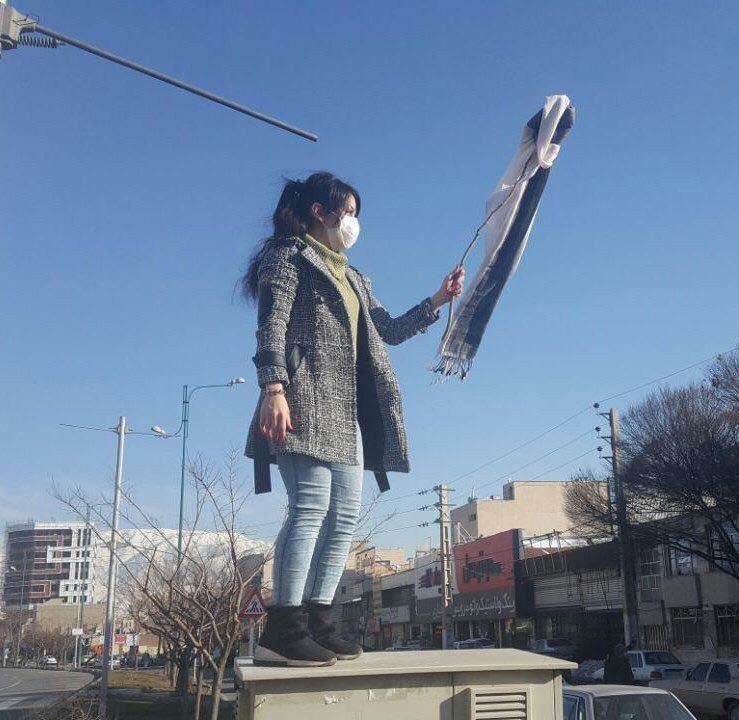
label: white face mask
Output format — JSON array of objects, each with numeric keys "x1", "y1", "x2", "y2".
[{"x1": 325, "y1": 213, "x2": 360, "y2": 252}]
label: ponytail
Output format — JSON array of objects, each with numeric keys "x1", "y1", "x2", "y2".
[{"x1": 241, "y1": 172, "x2": 361, "y2": 300}]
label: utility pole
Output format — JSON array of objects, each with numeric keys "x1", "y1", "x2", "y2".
[
  {"x1": 435, "y1": 484, "x2": 454, "y2": 650},
  {"x1": 100, "y1": 416, "x2": 126, "y2": 720},
  {"x1": 598, "y1": 406, "x2": 639, "y2": 647}
]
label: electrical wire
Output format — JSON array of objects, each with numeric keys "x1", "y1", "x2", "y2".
[{"x1": 454, "y1": 428, "x2": 595, "y2": 498}]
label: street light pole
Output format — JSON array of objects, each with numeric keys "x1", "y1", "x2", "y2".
[
  {"x1": 173, "y1": 379, "x2": 245, "y2": 564},
  {"x1": 99, "y1": 415, "x2": 126, "y2": 720}
]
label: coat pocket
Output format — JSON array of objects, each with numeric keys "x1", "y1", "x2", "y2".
[{"x1": 286, "y1": 343, "x2": 306, "y2": 381}]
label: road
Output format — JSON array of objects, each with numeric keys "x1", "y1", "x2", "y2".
[{"x1": 0, "y1": 669, "x2": 94, "y2": 714}]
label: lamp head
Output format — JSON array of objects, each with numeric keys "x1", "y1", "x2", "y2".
[{"x1": 151, "y1": 426, "x2": 169, "y2": 438}]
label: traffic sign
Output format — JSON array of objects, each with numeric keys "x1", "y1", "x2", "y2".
[
  {"x1": 239, "y1": 588, "x2": 266, "y2": 619},
  {"x1": 71, "y1": 628, "x2": 83, "y2": 636}
]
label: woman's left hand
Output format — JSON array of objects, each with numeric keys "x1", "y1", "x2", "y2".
[{"x1": 431, "y1": 265, "x2": 465, "y2": 310}]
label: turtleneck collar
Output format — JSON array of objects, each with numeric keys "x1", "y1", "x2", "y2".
[{"x1": 304, "y1": 233, "x2": 347, "y2": 274}]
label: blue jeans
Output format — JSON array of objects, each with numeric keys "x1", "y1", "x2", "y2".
[{"x1": 272, "y1": 425, "x2": 364, "y2": 606}]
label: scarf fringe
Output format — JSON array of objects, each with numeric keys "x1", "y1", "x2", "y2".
[{"x1": 430, "y1": 355, "x2": 474, "y2": 382}]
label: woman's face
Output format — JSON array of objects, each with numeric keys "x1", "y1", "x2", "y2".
[{"x1": 310, "y1": 194, "x2": 358, "y2": 241}]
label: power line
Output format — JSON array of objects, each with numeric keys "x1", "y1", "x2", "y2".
[
  {"x1": 595, "y1": 343, "x2": 738, "y2": 404},
  {"x1": 454, "y1": 428, "x2": 595, "y2": 499},
  {"x1": 527, "y1": 448, "x2": 598, "y2": 481}
]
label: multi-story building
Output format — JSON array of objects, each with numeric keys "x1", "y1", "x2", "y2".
[
  {"x1": 452, "y1": 480, "x2": 594, "y2": 540},
  {"x1": 2, "y1": 521, "x2": 97, "y2": 607},
  {"x1": 636, "y1": 530, "x2": 739, "y2": 664}
]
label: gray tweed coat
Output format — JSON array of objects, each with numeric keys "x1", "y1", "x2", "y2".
[{"x1": 244, "y1": 235, "x2": 440, "y2": 494}]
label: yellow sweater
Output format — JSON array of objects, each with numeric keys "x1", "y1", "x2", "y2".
[{"x1": 304, "y1": 234, "x2": 359, "y2": 359}]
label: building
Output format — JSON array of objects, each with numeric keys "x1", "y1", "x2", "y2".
[
  {"x1": 2, "y1": 521, "x2": 97, "y2": 607},
  {"x1": 379, "y1": 568, "x2": 417, "y2": 648},
  {"x1": 334, "y1": 545, "x2": 412, "y2": 650},
  {"x1": 636, "y1": 531, "x2": 739, "y2": 664},
  {"x1": 516, "y1": 540, "x2": 624, "y2": 660},
  {"x1": 452, "y1": 480, "x2": 588, "y2": 540}
]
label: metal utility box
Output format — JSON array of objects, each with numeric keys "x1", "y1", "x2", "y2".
[{"x1": 234, "y1": 648, "x2": 575, "y2": 720}]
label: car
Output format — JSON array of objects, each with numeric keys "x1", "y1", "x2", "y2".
[
  {"x1": 652, "y1": 658, "x2": 739, "y2": 720},
  {"x1": 83, "y1": 655, "x2": 102, "y2": 668},
  {"x1": 387, "y1": 640, "x2": 423, "y2": 651},
  {"x1": 564, "y1": 684, "x2": 697, "y2": 720},
  {"x1": 40, "y1": 656, "x2": 58, "y2": 667},
  {"x1": 453, "y1": 637, "x2": 496, "y2": 650},
  {"x1": 530, "y1": 638, "x2": 577, "y2": 661},
  {"x1": 592, "y1": 650, "x2": 686, "y2": 684}
]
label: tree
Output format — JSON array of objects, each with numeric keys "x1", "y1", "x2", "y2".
[
  {"x1": 566, "y1": 381, "x2": 739, "y2": 582},
  {"x1": 56, "y1": 449, "x2": 270, "y2": 720}
]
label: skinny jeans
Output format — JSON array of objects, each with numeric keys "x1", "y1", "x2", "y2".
[{"x1": 272, "y1": 422, "x2": 363, "y2": 606}]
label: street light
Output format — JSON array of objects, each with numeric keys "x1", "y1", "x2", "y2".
[
  {"x1": 152, "y1": 378, "x2": 246, "y2": 564},
  {"x1": 61, "y1": 415, "x2": 164, "y2": 720}
]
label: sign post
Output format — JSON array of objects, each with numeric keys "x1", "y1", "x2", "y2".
[{"x1": 239, "y1": 589, "x2": 266, "y2": 657}]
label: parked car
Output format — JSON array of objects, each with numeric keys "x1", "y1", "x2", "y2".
[
  {"x1": 530, "y1": 638, "x2": 577, "y2": 661},
  {"x1": 652, "y1": 658, "x2": 739, "y2": 720},
  {"x1": 40, "y1": 656, "x2": 58, "y2": 667},
  {"x1": 564, "y1": 684, "x2": 697, "y2": 720},
  {"x1": 387, "y1": 639, "x2": 423, "y2": 651},
  {"x1": 453, "y1": 637, "x2": 496, "y2": 650},
  {"x1": 83, "y1": 655, "x2": 102, "y2": 668},
  {"x1": 592, "y1": 650, "x2": 686, "y2": 684}
]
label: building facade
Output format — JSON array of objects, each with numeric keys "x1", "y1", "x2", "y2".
[
  {"x1": 2, "y1": 521, "x2": 97, "y2": 607},
  {"x1": 452, "y1": 480, "x2": 592, "y2": 540}
]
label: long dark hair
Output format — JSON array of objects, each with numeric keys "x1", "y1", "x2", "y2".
[{"x1": 241, "y1": 171, "x2": 361, "y2": 300}]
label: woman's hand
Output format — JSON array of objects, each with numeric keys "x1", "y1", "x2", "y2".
[
  {"x1": 259, "y1": 384, "x2": 293, "y2": 443},
  {"x1": 431, "y1": 265, "x2": 465, "y2": 310}
]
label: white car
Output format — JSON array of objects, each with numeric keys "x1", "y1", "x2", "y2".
[
  {"x1": 653, "y1": 658, "x2": 739, "y2": 720},
  {"x1": 592, "y1": 650, "x2": 685, "y2": 683},
  {"x1": 40, "y1": 656, "x2": 58, "y2": 667},
  {"x1": 563, "y1": 684, "x2": 697, "y2": 720}
]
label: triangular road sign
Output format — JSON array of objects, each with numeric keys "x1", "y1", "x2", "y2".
[{"x1": 239, "y1": 588, "x2": 266, "y2": 619}]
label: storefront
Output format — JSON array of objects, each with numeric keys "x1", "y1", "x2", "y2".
[{"x1": 452, "y1": 530, "x2": 520, "y2": 647}]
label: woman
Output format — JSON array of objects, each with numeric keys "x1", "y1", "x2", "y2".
[{"x1": 243, "y1": 172, "x2": 464, "y2": 667}]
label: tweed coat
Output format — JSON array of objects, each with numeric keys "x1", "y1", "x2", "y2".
[{"x1": 244, "y1": 235, "x2": 440, "y2": 494}]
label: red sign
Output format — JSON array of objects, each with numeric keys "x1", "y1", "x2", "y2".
[
  {"x1": 239, "y1": 588, "x2": 266, "y2": 619},
  {"x1": 114, "y1": 634, "x2": 126, "y2": 644},
  {"x1": 453, "y1": 529, "x2": 517, "y2": 594},
  {"x1": 452, "y1": 529, "x2": 519, "y2": 619}
]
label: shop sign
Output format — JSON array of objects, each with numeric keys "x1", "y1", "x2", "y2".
[
  {"x1": 380, "y1": 605, "x2": 411, "y2": 624},
  {"x1": 452, "y1": 529, "x2": 519, "y2": 619}
]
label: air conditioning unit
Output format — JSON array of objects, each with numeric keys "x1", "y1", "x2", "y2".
[{"x1": 234, "y1": 648, "x2": 573, "y2": 720}]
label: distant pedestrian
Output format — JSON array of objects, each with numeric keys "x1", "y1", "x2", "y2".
[{"x1": 603, "y1": 643, "x2": 634, "y2": 684}]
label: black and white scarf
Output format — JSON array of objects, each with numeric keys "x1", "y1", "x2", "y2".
[{"x1": 432, "y1": 95, "x2": 575, "y2": 380}]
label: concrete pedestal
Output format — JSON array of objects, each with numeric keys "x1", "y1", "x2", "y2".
[{"x1": 234, "y1": 648, "x2": 575, "y2": 720}]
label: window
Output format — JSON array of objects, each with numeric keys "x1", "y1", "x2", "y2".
[
  {"x1": 671, "y1": 607, "x2": 704, "y2": 647},
  {"x1": 667, "y1": 547, "x2": 694, "y2": 576},
  {"x1": 643, "y1": 651, "x2": 681, "y2": 665},
  {"x1": 628, "y1": 653, "x2": 643, "y2": 668},
  {"x1": 708, "y1": 521, "x2": 739, "y2": 573},
  {"x1": 687, "y1": 663, "x2": 710, "y2": 682},
  {"x1": 563, "y1": 695, "x2": 586, "y2": 720},
  {"x1": 639, "y1": 546, "x2": 663, "y2": 602},
  {"x1": 468, "y1": 513, "x2": 477, "y2": 521},
  {"x1": 715, "y1": 604, "x2": 739, "y2": 647},
  {"x1": 708, "y1": 663, "x2": 731, "y2": 684},
  {"x1": 592, "y1": 695, "x2": 694, "y2": 720}
]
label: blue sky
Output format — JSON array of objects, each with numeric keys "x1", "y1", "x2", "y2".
[{"x1": 2, "y1": 1, "x2": 738, "y2": 558}]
